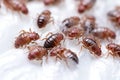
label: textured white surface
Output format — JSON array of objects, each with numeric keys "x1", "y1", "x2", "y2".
[{"x1": 0, "y1": 0, "x2": 120, "y2": 80}]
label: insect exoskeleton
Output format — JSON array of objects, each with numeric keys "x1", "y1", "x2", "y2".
[
  {"x1": 15, "y1": 30, "x2": 40, "y2": 48},
  {"x1": 78, "y1": 0, "x2": 96, "y2": 13},
  {"x1": 28, "y1": 45, "x2": 48, "y2": 60},
  {"x1": 106, "y1": 43, "x2": 120, "y2": 58},
  {"x1": 43, "y1": 33, "x2": 64, "y2": 49},
  {"x1": 50, "y1": 46, "x2": 79, "y2": 64},
  {"x1": 3, "y1": 0, "x2": 28, "y2": 14},
  {"x1": 37, "y1": 10, "x2": 53, "y2": 28},
  {"x1": 82, "y1": 35, "x2": 102, "y2": 57}
]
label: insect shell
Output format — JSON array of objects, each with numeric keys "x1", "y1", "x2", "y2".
[
  {"x1": 37, "y1": 10, "x2": 52, "y2": 28},
  {"x1": 43, "y1": 0, "x2": 60, "y2": 5},
  {"x1": 107, "y1": 6, "x2": 120, "y2": 26},
  {"x1": 50, "y1": 46, "x2": 79, "y2": 64},
  {"x1": 80, "y1": 15, "x2": 96, "y2": 34},
  {"x1": 15, "y1": 30, "x2": 40, "y2": 48},
  {"x1": 3, "y1": 0, "x2": 28, "y2": 14},
  {"x1": 106, "y1": 43, "x2": 120, "y2": 58},
  {"x1": 43, "y1": 33, "x2": 64, "y2": 49},
  {"x1": 28, "y1": 45, "x2": 48, "y2": 60},
  {"x1": 78, "y1": 0, "x2": 96, "y2": 13},
  {"x1": 62, "y1": 27, "x2": 84, "y2": 40},
  {"x1": 91, "y1": 27, "x2": 116, "y2": 40},
  {"x1": 82, "y1": 35, "x2": 102, "y2": 57},
  {"x1": 62, "y1": 16, "x2": 80, "y2": 28}
]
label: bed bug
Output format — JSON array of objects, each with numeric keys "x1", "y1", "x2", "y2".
[
  {"x1": 28, "y1": 45, "x2": 48, "y2": 60},
  {"x1": 78, "y1": 0, "x2": 96, "y2": 13},
  {"x1": 43, "y1": 33, "x2": 64, "y2": 49},
  {"x1": 43, "y1": 0, "x2": 60, "y2": 5},
  {"x1": 91, "y1": 27, "x2": 116, "y2": 40},
  {"x1": 3, "y1": 0, "x2": 28, "y2": 14},
  {"x1": 62, "y1": 27, "x2": 84, "y2": 40},
  {"x1": 82, "y1": 35, "x2": 102, "y2": 57},
  {"x1": 81, "y1": 15, "x2": 96, "y2": 34},
  {"x1": 15, "y1": 30, "x2": 40, "y2": 48},
  {"x1": 50, "y1": 46, "x2": 79, "y2": 64},
  {"x1": 106, "y1": 43, "x2": 120, "y2": 58},
  {"x1": 37, "y1": 10, "x2": 53, "y2": 28},
  {"x1": 107, "y1": 6, "x2": 120, "y2": 26},
  {"x1": 61, "y1": 16, "x2": 80, "y2": 28}
]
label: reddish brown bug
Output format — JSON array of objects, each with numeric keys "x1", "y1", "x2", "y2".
[
  {"x1": 43, "y1": 33, "x2": 64, "y2": 49},
  {"x1": 91, "y1": 27, "x2": 116, "y2": 40},
  {"x1": 106, "y1": 43, "x2": 120, "y2": 58},
  {"x1": 15, "y1": 30, "x2": 40, "y2": 48},
  {"x1": 62, "y1": 27, "x2": 84, "y2": 40},
  {"x1": 107, "y1": 6, "x2": 120, "y2": 26},
  {"x1": 82, "y1": 35, "x2": 102, "y2": 57},
  {"x1": 50, "y1": 46, "x2": 79, "y2": 64},
  {"x1": 78, "y1": 0, "x2": 96, "y2": 13},
  {"x1": 43, "y1": 0, "x2": 60, "y2": 5},
  {"x1": 37, "y1": 10, "x2": 53, "y2": 28},
  {"x1": 28, "y1": 45, "x2": 48, "y2": 60},
  {"x1": 3, "y1": 0, "x2": 28, "y2": 14},
  {"x1": 80, "y1": 15, "x2": 96, "y2": 34},
  {"x1": 61, "y1": 16, "x2": 80, "y2": 28}
]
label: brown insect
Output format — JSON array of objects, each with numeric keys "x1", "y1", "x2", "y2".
[
  {"x1": 50, "y1": 46, "x2": 79, "y2": 64},
  {"x1": 78, "y1": 0, "x2": 96, "y2": 13},
  {"x1": 15, "y1": 30, "x2": 40, "y2": 48},
  {"x1": 43, "y1": 0, "x2": 60, "y2": 5},
  {"x1": 106, "y1": 43, "x2": 120, "y2": 58},
  {"x1": 3, "y1": 0, "x2": 28, "y2": 14},
  {"x1": 107, "y1": 6, "x2": 120, "y2": 26},
  {"x1": 82, "y1": 35, "x2": 102, "y2": 57},
  {"x1": 61, "y1": 16, "x2": 80, "y2": 28},
  {"x1": 81, "y1": 15, "x2": 96, "y2": 34},
  {"x1": 62, "y1": 27, "x2": 84, "y2": 40},
  {"x1": 91, "y1": 27, "x2": 116, "y2": 40},
  {"x1": 43, "y1": 33, "x2": 64, "y2": 49},
  {"x1": 37, "y1": 10, "x2": 53, "y2": 28},
  {"x1": 28, "y1": 45, "x2": 48, "y2": 60}
]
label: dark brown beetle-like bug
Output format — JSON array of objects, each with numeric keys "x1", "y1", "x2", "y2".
[
  {"x1": 78, "y1": 0, "x2": 96, "y2": 13},
  {"x1": 81, "y1": 15, "x2": 96, "y2": 34},
  {"x1": 107, "y1": 6, "x2": 120, "y2": 26},
  {"x1": 106, "y1": 43, "x2": 120, "y2": 58},
  {"x1": 28, "y1": 45, "x2": 48, "y2": 60},
  {"x1": 50, "y1": 46, "x2": 79, "y2": 64},
  {"x1": 43, "y1": 33, "x2": 64, "y2": 49},
  {"x1": 43, "y1": 0, "x2": 60, "y2": 5},
  {"x1": 37, "y1": 10, "x2": 52, "y2": 28},
  {"x1": 62, "y1": 27, "x2": 84, "y2": 40},
  {"x1": 3, "y1": 0, "x2": 28, "y2": 14},
  {"x1": 15, "y1": 30, "x2": 40, "y2": 48},
  {"x1": 91, "y1": 27, "x2": 116, "y2": 40},
  {"x1": 61, "y1": 16, "x2": 80, "y2": 28},
  {"x1": 82, "y1": 35, "x2": 102, "y2": 57}
]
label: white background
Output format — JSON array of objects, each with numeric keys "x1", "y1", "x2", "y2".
[{"x1": 0, "y1": 0, "x2": 120, "y2": 80}]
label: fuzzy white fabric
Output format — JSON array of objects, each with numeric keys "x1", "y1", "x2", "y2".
[{"x1": 0, "y1": 0, "x2": 120, "y2": 80}]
